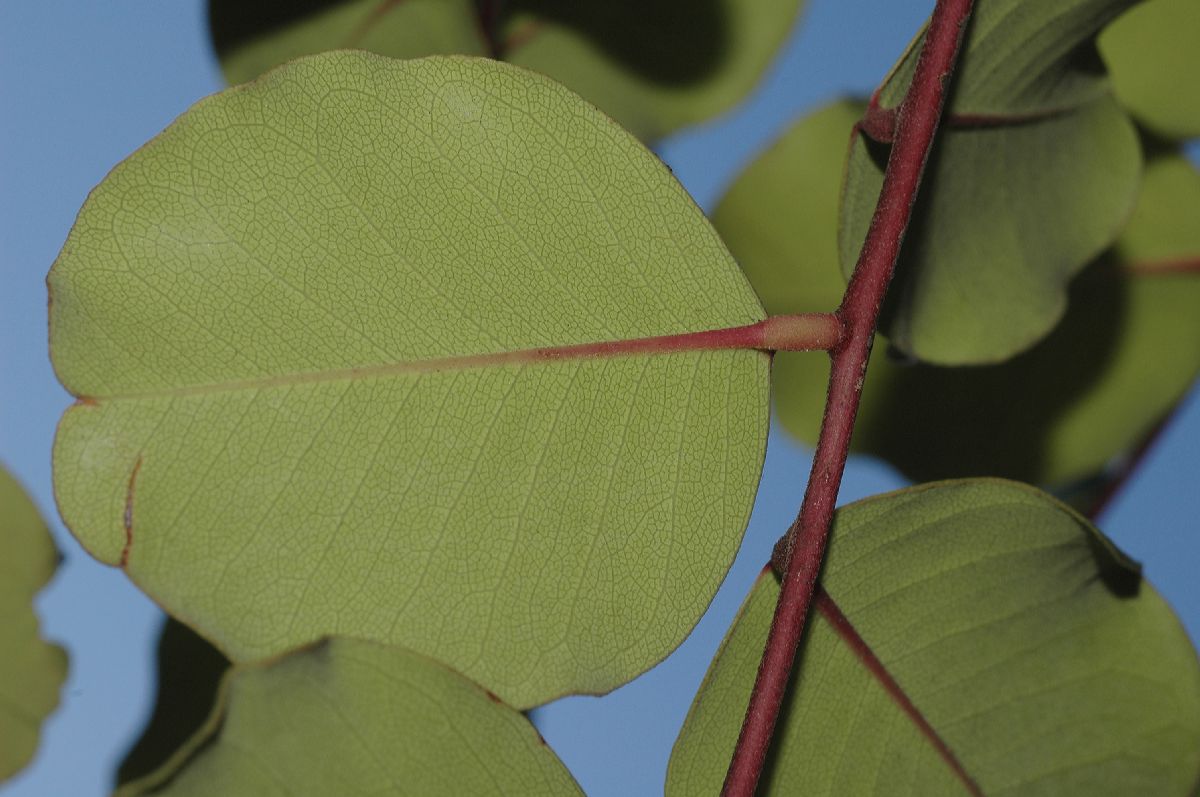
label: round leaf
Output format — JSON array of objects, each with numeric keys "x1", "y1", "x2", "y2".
[
  {"x1": 1100, "y1": 0, "x2": 1200, "y2": 140},
  {"x1": 208, "y1": 0, "x2": 806, "y2": 141},
  {"x1": 668, "y1": 480, "x2": 1200, "y2": 795},
  {"x1": 118, "y1": 638, "x2": 581, "y2": 796},
  {"x1": 50, "y1": 52, "x2": 769, "y2": 708},
  {"x1": 0, "y1": 466, "x2": 67, "y2": 784}
]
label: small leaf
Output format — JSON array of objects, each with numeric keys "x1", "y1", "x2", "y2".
[
  {"x1": 207, "y1": 0, "x2": 806, "y2": 141},
  {"x1": 117, "y1": 618, "x2": 230, "y2": 786},
  {"x1": 1100, "y1": 0, "x2": 1200, "y2": 140},
  {"x1": 50, "y1": 52, "x2": 769, "y2": 708},
  {"x1": 118, "y1": 638, "x2": 581, "y2": 796},
  {"x1": 721, "y1": 100, "x2": 1200, "y2": 487},
  {"x1": 0, "y1": 466, "x2": 67, "y2": 784},
  {"x1": 668, "y1": 480, "x2": 1200, "y2": 795},
  {"x1": 841, "y1": 0, "x2": 1142, "y2": 364}
]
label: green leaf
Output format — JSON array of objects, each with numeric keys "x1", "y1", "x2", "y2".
[
  {"x1": 1100, "y1": 0, "x2": 1200, "y2": 140},
  {"x1": 841, "y1": 0, "x2": 1142, "y2": 364},
  {"x1": 117, "y1": 619, "x2": 230, "y2": 786},
  {"x1": 719, "y1": 104, "x2": 1200, "y2": 486},
  {"x1": 668, "y1": 480, "x2": 1200, "y2": 795},
  {"x1": 208, "y1": 0, "x2": 805, "y2": 141},
  {"x1": 118, "y1": 638, "x2": 581, "y2": 796},
  {"x1": 0, "y1": 466, "x2": 67, "y2": 784},
  {"x1": 49, "y1": 52, "x2": 769, "y2": 709}
]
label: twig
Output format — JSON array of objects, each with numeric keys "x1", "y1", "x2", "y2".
[{"x1": 720, "y1": 1, "x2": 976, "y2": 793}]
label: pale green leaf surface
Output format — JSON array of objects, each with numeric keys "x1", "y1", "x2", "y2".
[
  {"x1": 120, "y1": 638, "x2": 580, "y2": 797},
  {"x1": 877, "y1": 0, "x2": 1133, "y2": 114},
  {"x1": 208, "y1": 0, "x2": 805, "y2": 141},
  {"x1": 668, "y1": 480, "x2": 1200, "y2": 795},
  {"x1": 720, "y1": 108, "x2": 1200, "y2": 486},
  {"x1": 0, "y1": 467, "x2": 67, "y2": 783},
  {"x1": 1100, "y1": 0, "x2": 1200, "y2": 140},
  {"x1": 50, "y1": 52, "x2": 769, "y2": 708},
  {"x1": 844, "y1": 0, "x2": 1144, "y2": 364}
]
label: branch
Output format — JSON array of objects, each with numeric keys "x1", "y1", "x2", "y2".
[{"x1": 721, "y1": 1, "x2": 976, "y2": 793}]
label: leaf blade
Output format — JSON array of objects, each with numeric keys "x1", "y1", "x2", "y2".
[
  {"x1": 669, "y1": 480, "x2": 1200, "y2": 795},
  {"x1": 50, "y1": 52, "x2": 770, "y2": 708},
  {"x1": 119, "y1": 638, "x2": 581, "y2": 796}
]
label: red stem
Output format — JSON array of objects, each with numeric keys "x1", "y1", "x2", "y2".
[{"x1": 721, "y1": 1, "x2": 975, "y2": 793}]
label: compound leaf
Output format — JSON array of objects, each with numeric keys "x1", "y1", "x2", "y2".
[
  {"x1": 118, "y1": 638, "x2": 580, "y2": 796},
  {"x1": 668, "y1": 480, "x2": 1200, "y2": 795},
  {"x1": 50, "y1": 52, "x2": 769, "y2": 709}
]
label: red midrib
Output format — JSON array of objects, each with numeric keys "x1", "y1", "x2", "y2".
[
  {"x1": 816, "y1": 586, "x2": 984, "y2": 796},
  {"x1": 72, "y1": 314, "x2": 840, "y2": 403}
]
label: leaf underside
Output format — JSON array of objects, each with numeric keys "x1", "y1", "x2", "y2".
[
  {"x1": 118, "y1": 638, "x2": 581, "y2": 797},
  {"x1": 667, "y1": 480, "x2": 1200, "y2": 795},
  {"x1": 50, "y1": 52, "x2": 770, "y2": 709}
]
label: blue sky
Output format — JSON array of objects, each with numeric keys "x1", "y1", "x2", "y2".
[{"x1": 2, "y1": 2, "x2": 1197, "y2": 795}]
